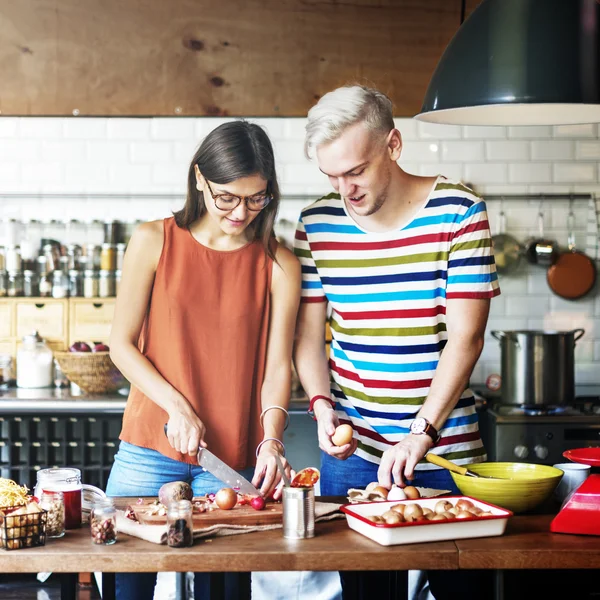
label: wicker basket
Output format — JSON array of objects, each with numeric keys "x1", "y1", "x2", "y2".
[{"x1": 53, "y1": 351, "x2": 127, "y2": 395}]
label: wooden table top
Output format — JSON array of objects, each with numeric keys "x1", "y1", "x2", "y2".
[{"x1": 2, "y1": 500, "x2": 600, "y2": 573}]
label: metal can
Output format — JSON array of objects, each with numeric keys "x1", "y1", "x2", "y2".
[
  {"x1": 98, "y1": 270, "x2": 115, "y2": 298},
  {"x1": 83, "y1": 270, "x2": 99, "y2": 298},
  {"x1": 282, "y1": 486, "x2": 315, "y2": 539},
  {"x1": 100, "y1": 244, "x2": 116, "y2": 271},
  {"x1": 23, "y1": 270, "x2": 39, "y2": 297}
]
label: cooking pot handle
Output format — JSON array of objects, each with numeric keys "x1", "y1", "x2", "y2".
[
  {"x1": 491, "y1": 330, "x2": 511, "y2": 342},
  {"x1": 572, "y1": 328, "x2": 585, "y2": 342}
]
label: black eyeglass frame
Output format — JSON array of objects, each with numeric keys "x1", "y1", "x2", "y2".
[{"x1": 205, "y1": 180, "x2": 272, "y2": 212}]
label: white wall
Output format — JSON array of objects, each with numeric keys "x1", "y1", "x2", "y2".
[{"x1": 1, "y1": 116, "x2": 600, "y2": 387}]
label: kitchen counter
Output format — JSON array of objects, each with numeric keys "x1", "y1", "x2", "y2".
[{"x1": 0, "y1": 387, "x2": 309, "y2": 413}]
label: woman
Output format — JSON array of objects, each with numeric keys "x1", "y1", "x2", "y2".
[{"x1": 106, "y1": 121, "x2": 301, "y2": 600}]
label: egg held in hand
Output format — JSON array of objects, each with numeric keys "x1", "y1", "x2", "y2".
[{"x1": 331, "y1": 424, "x2": 354, "y2": 447}]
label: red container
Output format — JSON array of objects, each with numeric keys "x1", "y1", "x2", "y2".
[{"x1": 35, "y1": 468, "x2": 82, "y2": 529}]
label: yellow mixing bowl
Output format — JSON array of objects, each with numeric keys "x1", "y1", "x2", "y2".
[{"x1": 450, "y1": 462, "x2": 563, "y2": 513}]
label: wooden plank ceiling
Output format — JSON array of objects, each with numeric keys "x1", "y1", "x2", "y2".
[{"x1": 0, "y1": 0, "x2": 462, "y2": 116}]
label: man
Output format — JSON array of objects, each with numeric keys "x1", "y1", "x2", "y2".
[{"x1": 293, "y1": 85, "x2": 499, "y2": 600}]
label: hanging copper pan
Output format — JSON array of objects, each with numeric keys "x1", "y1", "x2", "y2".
[{"x1": 547, "y1": 210, "x2": 596, "y2": 300}]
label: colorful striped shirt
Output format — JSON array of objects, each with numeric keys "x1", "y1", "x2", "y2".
[{"x1": 294, "y1": 177, "x2": 500, "y2": 469}]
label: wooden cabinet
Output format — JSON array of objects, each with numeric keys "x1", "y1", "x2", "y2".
[
  {"x1": 0, "y1": 298, "x2": 115, "y2": 358},
  {"x1": 69, "y1": 299, "x2": 115, "y2": 346}
]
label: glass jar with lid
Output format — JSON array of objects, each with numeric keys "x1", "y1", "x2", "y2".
[
  {"x1": 39, "y1": 491, "x2": 66, "y2": 538},
  {"x1": 99, "y1": 270, "x2": 115, "y2": 298},
  {"x1": 68, "y1": 270, "x2": 82, "y2": 297},
  {"x1": 83, "y1": 269, "x2": 99, "y2": 298},
  {"x1": 16, "y1": 331, "x2": 53, "y2": 389},
  {"x1": 35, "y1": 467, "x2": 82, "y2": 530},
  {"x1": 167, "y1": 500, "x2": 193, "y2": 547},
  {"x1": 7, "y1": 271, "x2": 23, "y2": 297},
  {"x1": 0, "y1": 270, "x2": 8, "y2": 298},
  {"x1": 90, "y1": 498, "x2": 117, "y2": 545},
  {"x1": 52, "y1": 270, "x2": 69, "y2": 298},
  {"x1": 23, "y1": 270, "x2": 39, "y2": 297}
]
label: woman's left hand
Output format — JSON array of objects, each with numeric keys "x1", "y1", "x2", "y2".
[{"x1": 252, "y1": 441, "x2": 294, "y2": 500}]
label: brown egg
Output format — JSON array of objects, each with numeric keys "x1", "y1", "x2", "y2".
[
  {"x1": 456, "y1": 499, "x2": 475, "y2": 512},
  {"x1": 382, "y1": 510, "x2": 404, "y2": 525},
  {"x1": 371, "y1": 486, "x2": 389, "y2": 499},
  {"x1": 403, "y1": 485, "x2": 421, "y2": 499},
  {"x1": 331, "y1": 424, "x2": 354, "y2": 447},
  {"x1": 422, "y1": 507, "x2": 434, "y2": 517},
  {"x1": 390, "y1": 503, "x2": 405, "y2": 515},
  {"x1": 366, "y1": 515, "x2": 384, "y2": 523},
  {"x1": 430, "y1": 513, "x2": 447, "y2": 521},
  {"x1": 365, "y1": 481, "x2": 379, "y2": 492},
  {"x1": 456, "y1": 511, "x2": 473, "y2": 519},
  {"x1": 478, "y1": 511, "x2": 494, "y2": 517},
  {"x1": 434, "y1": 500, "x2": 453, "y2": 514},
  {"x1": 403, "y1": 503, "x2": 423, "y2": 522},
  {"x1": 440, "y1": 511, "x2": 456, "y2": 520},
  {"x1": 447, "y1": 507, "x2": 459, "y2": 516}
]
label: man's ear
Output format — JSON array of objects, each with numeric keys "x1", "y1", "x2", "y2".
[
  {"x1": 194, "y1": 165, "x2": 204, "y2": 190},
  {"x1": 387, "y1": 129, "x2": 402, "y2": 162}
]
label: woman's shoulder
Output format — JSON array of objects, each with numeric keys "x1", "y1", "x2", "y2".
[
  {"x1": 126, "y1": 219, "x2": 166, "y2": 267},
  {"x1": 272, "y1": 242, "x2": 301, "y2": 283}
]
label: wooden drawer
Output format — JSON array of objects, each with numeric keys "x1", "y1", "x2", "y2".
[
  {"x1": 69, "y1": 299, "x2": 115, "y2": 345},
  {"x1": 0, "y1": 300, "x2": 14, "y2": 338},
  {"x1": 15, "y1": 299, "x2": 68, "y2": 342}
]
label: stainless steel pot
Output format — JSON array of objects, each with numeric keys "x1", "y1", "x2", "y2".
[{"x1": 490, "y1": 329, "x2": 585, "y2": 406}]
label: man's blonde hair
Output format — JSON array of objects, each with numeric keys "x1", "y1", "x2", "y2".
[{"x1": 304, "y1": 85, "x2": 395, "y2": 159}]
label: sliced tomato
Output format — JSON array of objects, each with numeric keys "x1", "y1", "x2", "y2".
[{"x1": 291, "y1": 467, "x2": 320, "y2": 488}]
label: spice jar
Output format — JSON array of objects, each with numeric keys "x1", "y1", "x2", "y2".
[
  {"x1": 100, "y1": 243, "x2": 116, "y2": 271},
  {"x1": 90, "y1": 498, "x2": 117, "y2": 545},
  {"x1": 23, "y1": 270, "x2": 39, "y2": 297},
  {"x1": 167, "y1": 500, "x2": 193, "y2": 547},
  {"x1": 52, "y1": 270, "x2": 69, "y2": 298},
  {"x1": 0, "y1": 270, "x2": 8, "y2": 297},
  {"x1": 69, "y1": 270, "x2": 82, "y2": 297},
  {"x1": 83, "y1": 269, "x2": 99, "y2": 298},
  {"x1": 39, "y1": 491, "x2": 66, "y2": 538},
  {"x1": 116, "y1": 243, "x2": 126, "y2": 270},
  {"x1": 35, "y1": 467, "x2": 82, "y2": 529},
  {"x1": 5, "y1": 245, "x2": 22, "y2": 273},
  {"x1": 16, "y1": 331, "x2": 53, "y2": 388},
  {"x1": 98, "y1": 270, "x2": 115, "y2": 298},
  {"x1": 7, "y1": 271, "x2": 23, "y2": 297}
]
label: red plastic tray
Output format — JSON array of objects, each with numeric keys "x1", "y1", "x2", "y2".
[{"x1": 563, "y1": 447, "x2": 600, "y2": 467}]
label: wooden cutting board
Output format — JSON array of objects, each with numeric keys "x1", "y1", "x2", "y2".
[{"x1": 131, "y1": 498, "x2": 283, "y2": 528}]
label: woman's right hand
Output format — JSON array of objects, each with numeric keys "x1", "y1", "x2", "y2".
[
  {"x1": 317, "y1": 406, "x2": 357, "y2": 460},
  {"x1": 165, "y1": 410, "x2": 207, "y2": 456}
]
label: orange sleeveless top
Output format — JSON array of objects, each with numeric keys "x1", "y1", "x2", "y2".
[{"x1": 120, "y1": 217, "x2": 273, "y2": 469}]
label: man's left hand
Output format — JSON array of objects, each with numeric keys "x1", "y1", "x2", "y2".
[{"x1": 377, "y1": 434, "x2": 434, "y2": 488}]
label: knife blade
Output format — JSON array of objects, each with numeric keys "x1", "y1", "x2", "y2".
[
  {"x1": 197, "y1": 448, "x2": 261, "y2": 496},
  {"x1": 163, "y1": 423, "x2": 260, "y2": 496}
]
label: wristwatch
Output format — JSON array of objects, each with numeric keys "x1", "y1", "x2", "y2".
[{"x1": 409, "y1": 417, "x2": 441, "y2": 444}]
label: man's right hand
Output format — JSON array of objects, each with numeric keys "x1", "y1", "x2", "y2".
[
  {"x1": 166, "y1": 410, "x2": 207, "y2": 456},
  {"x1": 316, "y1": 404, "x2": 358, "y2": 460}
]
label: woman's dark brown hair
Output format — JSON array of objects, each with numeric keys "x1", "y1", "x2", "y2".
[{"x1": 174, "y1": 120, "x2": 280, "y2": 260}]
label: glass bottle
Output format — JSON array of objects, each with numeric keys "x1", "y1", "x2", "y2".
[
  {"x1": 16, "y1": 331, "x2": 54, "y2": 389},
  {"x1": 35, "y1": 467, "x2": 82, "y2": 530},
  {"x1": 100, "y1": 243, "x2": 116, "y2": 271},
  {"x1": 52, "y1": 270, "x2": 69, "y2": 298},
  {"x1": 68, "y1": 270, "x2": 82, "y2": 297},
  {"x1": 83, "y1": 269, "x2": 99, "y2": 298},
  {"x1": 167, "y1": 500, "x2": 193, "y2": 547},
  {"x1": 7, "y1": 271, "x2": 23, "y2": 297},
  {"x1": 90, "y1": 498, "x2": 117, "y2": 545},
  {"x1": 98, "y1": 270, "x2": 115, "y2": 298},
  {"x1": 23, "y1": 270, "x2": 39, "y2": 297},
  {"x1": 39, "y1": 490, "x2": 66, "y2": 539}
]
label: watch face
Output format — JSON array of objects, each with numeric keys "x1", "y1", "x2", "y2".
[{"x1": 411, "y1": 418, "x2": 426, "y2": 434}]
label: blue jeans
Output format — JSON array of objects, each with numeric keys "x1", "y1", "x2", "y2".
[
  {"x1": 106, "y1": 441, "x2": 255, "y2": 600},
  {"x1": 319, "y1": 451, "x2": 492, "y2": 600},
  {"x1": 320, "y1": 451, "x2": 460, "y2": 496}
]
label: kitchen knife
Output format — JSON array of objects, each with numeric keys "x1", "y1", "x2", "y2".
[{"x1": 163, "y1": 424, "x2": 260, "y2": 495}]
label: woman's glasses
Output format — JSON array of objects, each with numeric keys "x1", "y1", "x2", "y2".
[{"x1": 205, "y1": 180, "x2": 272, "y2": 212}]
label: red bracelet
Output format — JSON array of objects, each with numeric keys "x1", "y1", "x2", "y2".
[{"x1": 308, "y1": 395, "x2": 336, "y2": 420}]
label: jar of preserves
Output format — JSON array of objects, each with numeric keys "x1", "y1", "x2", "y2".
[
  {"x1": 83, "y1": 270, "x2": 99, "y2": 298},
  {"x1": 98, "y1": 270, "x2": 115, "y2": 298},
  {"x1": 16, "y1": 331, "x2": 53, "y2": 389},
  {"x1": 39, "y1": 491, "x2": 66, "y2": 539},
  {"x1": 23, "y1": 270, "x2": 39, "y2": 297},
  {"x1": 7, "y1": 271, "x2": 23, "y2": 297},
  {"x1": 90, "y1": 499, "x2": 117, "y2": 545},
  {"x1": 167, "y1": 500, "x2": 193, "y2": 547},
  {"x1": 35, "y1": 467, "x2": 82, "y2": 530},
  {"x1": 100, "y1": 244, "x2": 116, "y2": 271}
]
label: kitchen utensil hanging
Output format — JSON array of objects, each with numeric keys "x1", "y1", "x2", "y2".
[
  {"x1": 491, "y1": 200, "x2": 522, "y2": 275},
  {"x1": 524, "y1": 203, "x2": 559, "y2": 267},
  {"x1": 547, "y1": 201, "x2": 596, "y2": 300}
]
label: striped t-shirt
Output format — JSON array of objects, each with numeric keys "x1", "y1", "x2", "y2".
[{"x1": 294, "y1": 178, "x2": 500, "y2": 469}]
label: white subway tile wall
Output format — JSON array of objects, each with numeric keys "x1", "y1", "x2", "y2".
[{"x1": 1, "y1": 116, "x2": 600, "y2": 386}]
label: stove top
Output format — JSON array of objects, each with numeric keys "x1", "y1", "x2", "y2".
[{"x1": 494, "y1": 404, "x2": 600, "y2": 417}]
